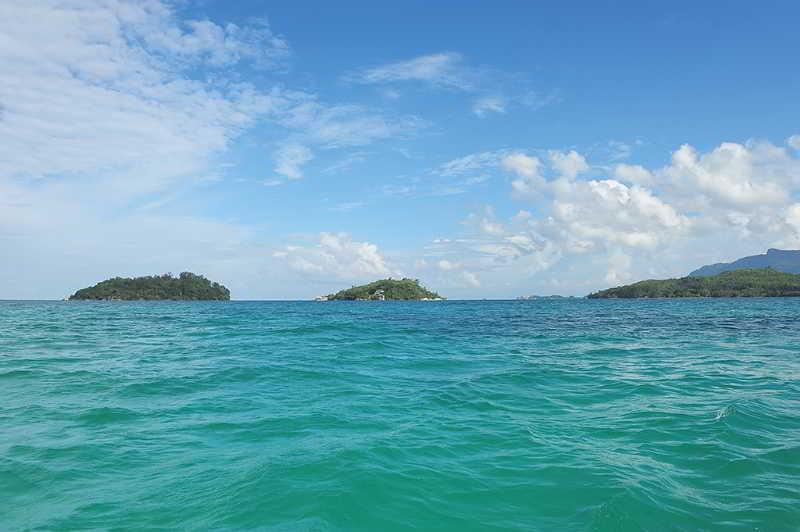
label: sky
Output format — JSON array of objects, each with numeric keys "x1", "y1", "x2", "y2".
[{"x1": 1, "y1": 0, "x2": 799, "y2": 300}]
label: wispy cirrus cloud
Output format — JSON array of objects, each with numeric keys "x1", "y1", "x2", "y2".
[
  {"x1": 274, "y1": 98, "x2": 426, "y2": 148},
  {"x1": 346, "y1": 52, "x2": 558, "y2": 117},
  {"x1": 347, "y1": 52, "x2": 469, "y2": 89},
  {"x1": 0, "y1": 1, "x2": 286, "y2": 191},
  {"x1": 0, "y1": 0, "x2": 429, "y2": 297},
  {"x1": 472, "y1": 96, "x2": 507, "y2": 117}
]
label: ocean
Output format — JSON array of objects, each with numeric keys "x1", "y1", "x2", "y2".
[{"x1": 1, "y1": 299, "x2": 798, "y2": 530}]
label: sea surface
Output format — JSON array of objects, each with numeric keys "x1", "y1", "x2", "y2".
[{"x1": 1, "y1": 299, "x2": 799, "y2": 531}]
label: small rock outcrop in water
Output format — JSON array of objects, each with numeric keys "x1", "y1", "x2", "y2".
[
  {"x1": 69, "y1": 272, "x2": 230, "y2": 301},
  {"x1": 322, "y1": 278, "x2": 443, "y2": 301},
  {"x1": 588, "y1": 268, "x2": 800, "y2": 298},
  {"x1": 690, "y1": 248, "x2": 800, "y2": 277}
]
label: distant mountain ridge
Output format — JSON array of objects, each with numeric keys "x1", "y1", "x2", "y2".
[
  {"x1": 589, "y1": 269, "x2": 800, "y2": 298},
  {"x1": 690, "y1": 248, "x2": 800, "y2": 277}
]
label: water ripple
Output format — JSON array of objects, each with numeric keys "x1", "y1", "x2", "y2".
[{"x1": 1, "y1": 299, "x2": 799, "y2": 530}]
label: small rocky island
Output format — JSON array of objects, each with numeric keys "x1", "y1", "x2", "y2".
[
  {"x1": 588, "y1": 268, "x2": 800, "y2": 298},
  {"x1": 69, "y1": 272, "x2": 230, "y2": 301},
  {"x1": 318, "y1": 278, "x2": 443, "y2": 301}
]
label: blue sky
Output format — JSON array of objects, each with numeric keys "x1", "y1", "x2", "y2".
[{"x1": 1, "y1": 1, "x2": 799, "y2": 299}]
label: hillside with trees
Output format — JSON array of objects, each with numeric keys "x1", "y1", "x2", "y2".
[
  {"x1": 324, "y1": 278, "x2": 443, "y2": 301},
  {"x1": 69, "y1": 273, "x2": 230, "y2": 300},
  {"x1": 588, "y1": 268, "x2": 800, "y2": 298}
]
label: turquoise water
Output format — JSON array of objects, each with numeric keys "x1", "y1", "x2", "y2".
[{"x1": 1, "y1": 300, "x2": 799, "y2": 531}]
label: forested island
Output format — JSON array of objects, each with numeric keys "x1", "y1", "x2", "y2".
[
  {"x1": 320, "y1": 278, "x2": 443, "y2": 301},
  {"x1": 588, "y1": 268, "x2": 800, "y2": 298},
  {"x1": 69, "y1": 273, "x2": 230, "y2": 301}
]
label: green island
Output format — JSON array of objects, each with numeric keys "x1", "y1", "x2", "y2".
[
  {"x1": 69, "y1": 272, "x2": 230, "y2": 301},
  {"x1": 320, "y1": 278, "x2": 444, "y2": 301},
  {"x1": 588, "y1": 268, "x2": 800, "y2": 298}
]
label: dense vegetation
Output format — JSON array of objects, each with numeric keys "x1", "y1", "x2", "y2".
[
  {"x1": 326, "y1": 278, "x2": 443, "y2": 301},
  {"x1": 690, "y1": 248, "x2": 800, "y2": 276},
  {"x1": 588, "y1": 268, "x2": 800, "y2": 298},
  {"x1": 69, "y1": 273, "x2": 230, "y2": 301}
]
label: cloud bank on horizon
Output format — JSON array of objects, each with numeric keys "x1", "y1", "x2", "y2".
[{"x1": 1, "y1": 0, "x2": 799, "y2": 299}]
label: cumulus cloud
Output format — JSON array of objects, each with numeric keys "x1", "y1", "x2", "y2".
[
  {"x1": 502, "y1": 153, "x2": 545, "y2": 199},
  {"x1": 436, "y1": 138, "x2": 800, "y2": 294},
  {"x1": 788, "y1": 135, "x2": 800, "y2": 150},
  {"x1": 614, "y1": 163, "x2": 654, "y2": 186},
  {"x1": 549, "y1": 150, "x2": 590, "y2": 179},
  {"x1": 544, "y1": 179, "x2": 690, "y2": 252},
  {"x1": 663, "y1": 142, "x2": 789, "y2": 208},
  {"x1": 273, "y1": 233, "x2": 395, "y2": 280}
]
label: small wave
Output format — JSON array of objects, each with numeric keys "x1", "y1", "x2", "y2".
[{"x1": 714, "y1": 405, "x2": 736, "y2": 421}]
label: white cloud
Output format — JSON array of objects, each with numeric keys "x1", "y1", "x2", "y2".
[
  {"x1": 349, "y1": 52, "x2": 468, "y2": 89},
  {"x1": 274, "y1": 143, "x2": 313, "y2": 179},
  {"x1": 548, "y1": 150, "x2": 589, "y2": 179},
  {"x1": 604, "y1": 252, "x2": 632, "y2": 286},
  {"x1": 273, "y1": 233, "x2": 394, "y2": 281},
  {"x1": 544, "y1": 179, "x2": 690, "y2": 252},
  {"x1": 502, "y1": 153, "x2": 545, "y2": 199},
  {"x1": 0, "y1": 1, "x2": 286, "y2": 193},
  {"x1": 142, "y1": 18, "x2": 289, "y2": 68},
  {"x1": 503, "y1": 153, "x2": 542, "y2": 178},
  {"x1": 614, "y1": 164, "x2": 654, "y2": 186},
  {"x1": 437, "y1": 150, "x2": 506, "y2": 177},
  {"x1": 347, "y1": 52, "x2": 557, "y2": 116},
  {"x1": 437, "y1": 259, "x2": 459, "y2": 271},
  {"x1": 472, "y1": 96, "x2": 506, "y2": 117},
  {"x1": 663, "y1": 142, "x2": 790, "y2": 208},
  {"x1": 275, "y1": 98, "x2": 426, "y2": 148},
  {"x1": 439, "y1": 138, "x2": 800, "y2": 295},
  {"x1": 788, "y1": 135, "x2": 800, "y2": 150},
  {"x1": 460, "y1": 271, "x2": 481, "y2": 287},
  {"x1": 786, "y1": 204, "x2": 800, "y2": 241},
  {"x1": 464, "y1": 208, "x2": 506, "y2": 236}
]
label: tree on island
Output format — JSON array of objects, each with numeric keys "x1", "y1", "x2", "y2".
[
  {"x1": 325, "y1": 278, "x2": 443, "y2": 301},
  {"x1": 69, "y1": 272, "x2": 230, "y2": 300}
]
